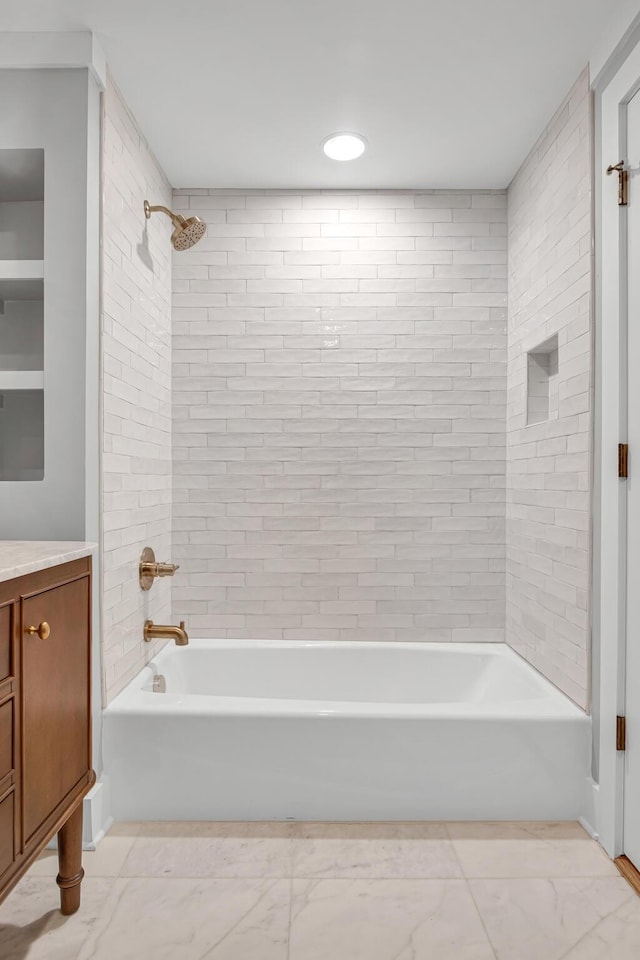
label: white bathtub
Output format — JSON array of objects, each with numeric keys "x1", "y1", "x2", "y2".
[{"x1": 103, "y1": 640, "x2": 590, "y2": 821}]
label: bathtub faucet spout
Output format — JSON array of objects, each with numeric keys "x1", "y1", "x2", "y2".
[{"x1": 144, "y1": 620, "x2": 189, "y2": 646}]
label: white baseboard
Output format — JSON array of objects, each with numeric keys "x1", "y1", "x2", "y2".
[
  {"x1": 82, "y1": 776, "x2": 113, "y2": 850},
  {"x1": 579, "y1": 778, "x2": 600, "y2": 843}
]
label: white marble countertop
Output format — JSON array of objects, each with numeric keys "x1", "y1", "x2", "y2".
[{"x1": 0, "y1": 541, "x2": 97, "y2": 584}]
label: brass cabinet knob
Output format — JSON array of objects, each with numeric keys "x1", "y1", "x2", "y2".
[{"x1": 26, "y1": 621, "x2": 51, "y2": 640}]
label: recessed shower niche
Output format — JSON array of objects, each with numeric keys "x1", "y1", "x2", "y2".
[
  {"x1": 0, "y1": 149, "x2": 45, "y2": 482},
  {"x1": 527, "y1": 335, "x2": 559, "y2": 425}
]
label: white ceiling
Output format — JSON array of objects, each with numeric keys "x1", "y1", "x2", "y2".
[{"x1": 0, "y1": 0, "x2": 625, "y2": 188}]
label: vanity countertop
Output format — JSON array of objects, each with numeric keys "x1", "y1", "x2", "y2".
[{"x1": 0, "y1": 541, "x2": 97, "y2": 584}]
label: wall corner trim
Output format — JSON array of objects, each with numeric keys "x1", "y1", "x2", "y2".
[
  {"x1": 591, "y1": 11, "x2": 640, "y2": 93},
  {"x1": 0, "y1": 31, "x2": 107, "y2": 89}
]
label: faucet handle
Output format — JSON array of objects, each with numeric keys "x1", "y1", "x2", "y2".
[{"x1": 139, "y1": 547, "x2": 180, "y2": 591}]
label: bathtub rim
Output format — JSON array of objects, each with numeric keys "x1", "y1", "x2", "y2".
[{"x1": 104, "y1": 639, "x2": 590, "y2": 722}]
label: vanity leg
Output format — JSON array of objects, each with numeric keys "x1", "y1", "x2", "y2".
[{"x1": 56, "y1": 803, "x2": 85, "y2": 915}]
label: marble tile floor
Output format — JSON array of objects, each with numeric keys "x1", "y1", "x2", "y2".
[{"x1": 1, "y1": 821, "x2": 639, "y2": 959}]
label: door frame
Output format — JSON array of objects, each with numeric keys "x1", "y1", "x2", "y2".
[{"x1": 594, "y1": 29, "x2": 640, "y2": 858}]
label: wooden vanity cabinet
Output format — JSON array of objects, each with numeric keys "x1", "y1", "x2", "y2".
[{"x1": 0, "y1": 556, "x2": 94, "y2": 915}]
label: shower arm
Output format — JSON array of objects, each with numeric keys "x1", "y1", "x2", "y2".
[{"x1": 144, "y1": 201, "x2": 185, "y2": 227}]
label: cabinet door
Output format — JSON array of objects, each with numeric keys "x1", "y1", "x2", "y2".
[
  {"x1": 0, "y1": 790, "x2": 15, "y2": 877},
  {"x1": 21, "y1": 575, "x2": 90, "y2": 842},
  {"x1": 0, "y1": 604, "x2": 11, "y2": 684},
  {"x1": 0, "y1": 700, "x2": 15, "y2": 880}
]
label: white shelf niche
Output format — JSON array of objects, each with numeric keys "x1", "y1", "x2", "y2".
[
  {"x1": 0, "y1": 261, "x2": 44, "y2": 280},
  {"x1": 0, "y1": 149, "x2": 44, "y2": 262},
  {"x1": 0, "y1": 148, "x2": 45, "y2": 484},
  {"x1": 527, "y1": 334, "x2": 559, "y2": 425},
  {"x1": 0, "y1": 389, "x2": 44, "y2": 482},
  {"x1": 0, "y1": 278, "x2": 44, "y2": 378},
  {"x1": 0, "y1": 372, "x2": 44, "y2": 390}
]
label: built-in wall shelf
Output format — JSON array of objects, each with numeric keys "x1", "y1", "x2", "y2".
[
  {"x1": 0, "y1": 149, "x2": 44, "y2": 202},
  {"x1": 0, "y1": 279, "x2": 44, "y2": 380},
  {"x1": 0, "y1": 260, "x2": 44, "y2": 281},
  {"x1": 0, "y1": 278, "x2": 43, "y2": 300},
  {"x1": 0, "y1": 147, "x2": 45, "y2": 485},
  {"x1": 0, "y1": 389, "x2": 44, "y2": 482},
  {"x1": 0, "y1": 372, "x2": 44, "y2": 391},
  {"x1": 0, "y1": 70, "x2": 99, "y2": 532}
]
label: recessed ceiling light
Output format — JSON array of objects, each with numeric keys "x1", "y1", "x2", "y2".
[{"x1": 322, "y1": 133, "x2": 367, "y2": 162}]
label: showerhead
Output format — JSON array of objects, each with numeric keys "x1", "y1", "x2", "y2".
[
  {"x1": 144, "y1": 200, "x2": 206, "y2": 251},
  {"x1": 172, "y1": 216, "x2": 207, "y2": 251}
]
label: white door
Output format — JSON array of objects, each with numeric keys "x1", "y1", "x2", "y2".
[{"x1": 624, "y1": 86, "x2": 640, "y2": 868}]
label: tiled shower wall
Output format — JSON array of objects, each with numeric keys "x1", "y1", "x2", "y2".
[
  {"x1": 172, "y1": 190, "x2": 507, "y2": 642},
  {"x1": 102, "y1": 77, "x2": 173, "y2": 702},
  {"x1": 506, "y1": 68, "x2": 592, "y2": 708}
]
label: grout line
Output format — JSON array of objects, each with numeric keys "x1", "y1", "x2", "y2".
[
  {"x1": 92, "y1": 871, "x2": 623, "y2": 880},
  {"x1": 458, "y1": 877, "x2": 498, "y2": 960},
  {"x1": 286, "y1": 876, "x2": 293, "y2": 960},
  {"x1": 443, "y1": 822, "x2": 467, "y2": 879},
  {"x1": 552, "y1": 880, "x2": 636, "y2": 960}
]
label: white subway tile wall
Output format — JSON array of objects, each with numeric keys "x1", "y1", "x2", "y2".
[
  {"x1": 172, "y1": 189, "x2": 507, "y2": 644},
  {"x1": 102, "y1": 77, "x2": 173, "y2": 702},
  {"x1": 506, "y1": 69, "x2": 592, "y2": 708}
]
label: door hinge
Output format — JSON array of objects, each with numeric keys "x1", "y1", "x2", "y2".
[
  {"x1": 617, "y1": 715, "x2": 627, "y2": 751},
  {"x1": 607, "y1": 162, "x2": 629, "y2": 206},
  {"x1": 619, "y1": 443, "x2": 629, "y2": 478}
]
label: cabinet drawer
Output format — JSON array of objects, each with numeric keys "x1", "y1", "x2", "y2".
[
  {"x1": 0, "y1": 790, "x2": 15, "y2": 878},
  {"x1": 0, "y1": 604, "x2": 11, "y2": 684},
  {"x1": 0, "y1": 700, "x2": 12, "y2": 783},
  {"x1": 22, "y1": 575, "x2": 90, "y2": 841}
]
